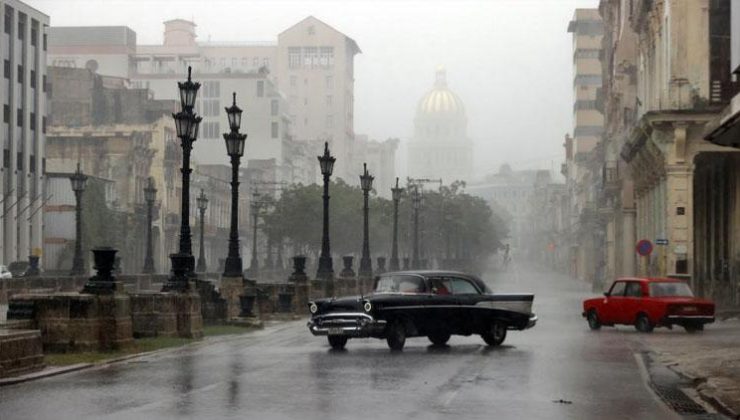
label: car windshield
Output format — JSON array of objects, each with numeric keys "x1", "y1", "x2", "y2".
[
  {"x1": 375, "y1": 275, "x2": 426, "y2": 294},
  {"x1": 649, "y1": 282, "x2": 694, "y2": 297}
]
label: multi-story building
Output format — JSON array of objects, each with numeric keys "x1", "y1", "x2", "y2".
[
  {"x1": 276, "y1": 16, "x2": 361, "y2": 183},
  {"x1": 351, "y1": 135, "x2": 399, "y2": 198},
  {"x1": 565, "y1": 9, "x2": 605, "y2": 284},
  {"x1": 47, "y1": 16, "x2": 364, "y2": 185},
  {"x1": 1, "y1": 0, "x2": 48, "y2": 266},
  {"x1": 408, "y1": 67, "x2": 472, "y2": 184}
]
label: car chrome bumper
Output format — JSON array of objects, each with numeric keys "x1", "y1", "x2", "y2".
[
  {"x1": 525, "y1": 314, "x2": 537, "y2": 329},
  {"x1": 307, "y1": 312, "x2": 387, "y2": 337}
]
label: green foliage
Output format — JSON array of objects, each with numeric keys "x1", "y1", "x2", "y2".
[{"x1": 262, "y1": 179, "x2": 509, "y2": 268}]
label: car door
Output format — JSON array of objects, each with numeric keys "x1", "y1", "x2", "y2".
[
  {"x1": 621, "y1": 281, "x2": 644, "y2": 324},
  {"x1": 425, "y1": 276, "x2": 458, "y2": 333},
  {"x1": 448, "y1": 276, "x2": 482, "y2": 333},
  {"x1": 602, "y1": 281, "x2": 626, "y2": 324}
]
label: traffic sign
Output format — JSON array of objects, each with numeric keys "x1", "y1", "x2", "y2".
[
  {"x1": 656, "y1": 239, "x2": 669, "y2": 246},
  {"x1": 636, "y1": 239, "x2": 653, "y2": 256}
]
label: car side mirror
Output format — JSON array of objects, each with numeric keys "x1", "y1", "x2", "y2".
[{"x1": 603, "y1": 292, "x2": 610, "y2": 297}]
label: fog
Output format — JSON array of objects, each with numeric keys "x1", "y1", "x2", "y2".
[{"x1": 28, "y1": 0, "x2": 597, "y2": 179}]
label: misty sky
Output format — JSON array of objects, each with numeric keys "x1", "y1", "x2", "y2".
[{"x1": 27, "y1": 0, "x2": 597, "y2": 180}]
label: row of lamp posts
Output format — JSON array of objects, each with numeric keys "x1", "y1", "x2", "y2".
[{"x1": 67, "y1": 67, "x2": 426, "y2": 283}]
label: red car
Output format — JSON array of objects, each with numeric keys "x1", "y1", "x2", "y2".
[{"x1": 582, "y1": 277, "x2": 714, "y2": 333}]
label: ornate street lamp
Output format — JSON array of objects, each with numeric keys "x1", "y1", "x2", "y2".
[
  {"x1": 70, "y1": 162, "x2": 88, "y2": 276},
  {"x1": 223, "y1": 92, "x2": 247, "y2": 278},
  {"x1": 249, "y1": 197, "x2": 261, "y2": 276},
  {"x1": 412, "y1": 186, "x2": 421, "y2": 270},
  {"x1": 358, "y1": 163, "x2": 374, "y2": 278},
  {"x1": 389, "y1": 177, "x2": 404, "y2": 271},
  {"x1": 316, "y1": 142, "x2": 336, "y2": 281},
  {"x1": 142, "y1": 177, "x2": 157, "y2": 274},
  {"x1": 164, "y1": 66, "x2": 202, "y2": 292},
  {"x1": 196, "y1": 189, "x2": 208, "y2": 273}
]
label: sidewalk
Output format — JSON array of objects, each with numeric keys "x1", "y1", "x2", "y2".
[{"x1": 646, "y1": 318, "x2": 740, "y2": 419}]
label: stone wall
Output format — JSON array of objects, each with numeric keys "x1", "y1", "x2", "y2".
[
  {"x1": 0, "y1": 329, "x2": 44, "y2": 378},
  {"x1": 0, "y1": 274, "x2": 162, "y2": 304}
]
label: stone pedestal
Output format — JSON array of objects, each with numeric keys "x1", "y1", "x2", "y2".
[
  {"x1": 220, "y1": 276, "x2": 244, "y2": 320},
  {"x1": 174, "y1": 290, "x2": 203, "y2": 339},
  {"x1": 0, "y1": 329, "x2": 44, "y2": 378},
  {"x1": 8, "y1": 292, "x2": 134, "y2": 352},
  {"x1": 130, "y1": 292, "x2": 177, "y2": 338}
]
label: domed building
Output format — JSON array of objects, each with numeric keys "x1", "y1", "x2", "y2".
[{"x1": 408, "y1": 68, "x2": 473, "y2": 183}]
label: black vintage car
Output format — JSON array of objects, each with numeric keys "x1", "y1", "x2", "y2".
[{"x1": 307, "y1": 270, "x2": 537, "y2": 350}]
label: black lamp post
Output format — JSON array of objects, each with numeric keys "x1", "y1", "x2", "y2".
[
  {"x1": 249, "y1": 197, "x2": 261, "y2": 276},
  {"x1": 164, "y1": 66, "x2": 201, "y2": 292},
  {"x1": 70, "y1": 162, "x2": 88, "y2": 276},
  {"x1": 223, "y1": 92, "x2": 247, "y2": 278},
  {"x1": 196, "y1": 189, "x2": 208, "y2": 273},
  {"x1": 358, "y1": 163, "x2": 374, "y2": 278},
  {"x1": 142, "y1": 177, "x2": 157, "y2": 274},
  {"x1": 412, "y1": 186, "x2": 421, "y2": 270},
  {"x1": 389, "y1": 177, "x2": 403, "y2": 271},
  {"x1": 316, "y1": 142, "x2": 335, "y2": 281}
]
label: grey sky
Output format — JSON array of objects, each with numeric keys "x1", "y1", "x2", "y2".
[{"x1": 27, "y1": 0, "x2": 597, "y2": 179}]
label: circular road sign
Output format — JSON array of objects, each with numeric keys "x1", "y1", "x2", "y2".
[{"x1": 636, "y1": 239, "x2": 653, "y2": 256}]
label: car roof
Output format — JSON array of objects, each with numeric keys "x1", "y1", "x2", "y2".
[
  {"x1": 615, "y1": 277, "x2": 684, "y2": 283},
  {"x1": 380, "y1": 270, "x2": 489, "y2": 291}
]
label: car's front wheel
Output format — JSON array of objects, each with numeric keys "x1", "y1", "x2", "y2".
[
  {"x1": 587, "y1": 310, "x2": 601, "y2": 330},
  {"x1": 481, "y1": 321, "x2": 507, "y2": 346},
  {"x1": 428, "y1": 331, "x2": 451, "y2": 346},
  {"x1": 386, "y1": 320, "x2": 406, "y2": 351},
  {"x1": 634, "y1": 314, "x2": 654, "y2": 333},
  {"x1": 327, "y1": 335, "x2": 348, "y2": 350}
]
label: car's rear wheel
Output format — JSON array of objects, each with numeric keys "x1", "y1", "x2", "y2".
[
  {"x1": 481, "y1": 321, "x2": 507, "y2": 346},
  {"x1": 327, "y1": 335, "x2": 348, "y2": 350},
  {"x1": 634, "y1": 314, "x2": 654, "y2": 333},
  {"x1": 386, "y1": 320, "x2": 406, "y2": 351},
  {"x1": 684, "y1": 323, "x2": 704, "y2": 333},
  {"x1": 428, "y1": 331, "x2": 451, "y2": 346},
  {"x1": 587, "y1": 310, "x2": 601, "y2": 330}
]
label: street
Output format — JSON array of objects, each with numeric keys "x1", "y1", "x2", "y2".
[{"x1": 0, "y1": 265, "x2": 685, "y2": 420}]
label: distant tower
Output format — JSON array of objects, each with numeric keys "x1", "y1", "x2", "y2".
[{"x1": 408, "y1": 67, "x2": 473, "y2": 183}]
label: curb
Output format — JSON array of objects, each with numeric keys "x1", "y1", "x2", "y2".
[{"x1": 0, "y1": 363, "x2": 92, "y2": 387}]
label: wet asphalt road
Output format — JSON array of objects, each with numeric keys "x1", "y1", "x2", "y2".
[{"x1": 0, "y1": 265, "x2": 680, "y2": 420}]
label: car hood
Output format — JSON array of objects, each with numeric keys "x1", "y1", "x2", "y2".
[{"x1": 314, "y1": 295, "x2": 364, "y2": 313}]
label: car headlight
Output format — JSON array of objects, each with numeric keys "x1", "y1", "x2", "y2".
[
  {"x1": 309, "y1": 302, "x2": 318, "y2": 314},
  {"x1": 363, "y1": 301, "x2": 372, "y2": 312}
]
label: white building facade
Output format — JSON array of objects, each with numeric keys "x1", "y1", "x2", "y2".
[{"x1": 1, "y1": 0, "x2": 48, "y2": 265}]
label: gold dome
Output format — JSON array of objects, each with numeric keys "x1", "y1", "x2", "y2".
[{"x1": 417, "y1": 67, "x2": 466, "y2": 118}]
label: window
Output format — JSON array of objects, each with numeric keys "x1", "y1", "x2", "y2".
[
  {"x1": 319, "y1": 46, "x2": 334, "y2": 68},
  {"x1": 649, "y1": 282, "x2": 694, "y2": 298},
  {"x1": 42, "y1": 75, "x2": 46, "y2": 93},
  {"x1": 29, "y1": 155, "x2": 35, "y2": 173},
  {"x1": 375, "y1": 275, "x2": 426, "y2": 294},
  {"x1": 253, "y1": 57, "x2": 259, "y2": 68},
  {"x1": 256, "y1": 80, "x2": 264, "y2": 97},
  {"x1": 450, "y1": 277, "x2": 480, "y2": 294},
  {"x1": 271, "y1": 122, "x2": 278, "y2": 138},
  {"x1": 16, "y1": 152, "x2": 22, "y2": 170},
  {"x1": 202, "y1": 100, "x2": 220, "y2": 117},
  {"x1": 263, "y1": 57, "x2": 269, "y2": 68},
  {"x1": 241, "y1": 57, "x2": 248, "y2": 68},
  {"x1": 303, "y1": 47, "x2": 317, "y2": 67},
  {"x1": 29, "y1": 112, "x2": 35, "y2": 129},
  {"x1": 42, "y1": 116, "x2": 46, "y2": 133},
  {"x1": 31, "y1": 27, "x2": 37, "y2": 46},
  {"x1": 609, "y1": 281, "x2": 626, "y2": 296},
  {"x1": 17, "y1": 15, "x2": 24, "y2": 40},
  {"x1": 17, "y1": 65, "x2": 22, "y2": 83},
  {"x1": 288, "y1": 47, "x2": 301, "y2": 69},
  {"x1": 624, "y1": 282, "x2": 643, "y2": 297},
  {"x1": 3, "y1": 60, "x2": 9, "y2": 79},
  {"x1": 16, "y1": 109, "x2": 22, "y2": 127},
  {"x1": 43, "y1": 33, "x2": 47, "y2": 51},
  {"x1": 326, "y1": 95, "x2": 332, "y2": 106},
  {"x1": 4, "y1": 9, "x2": 10, "y2": 35},
  {"x1": 271, "y1": 99, "x2": 278, "y2": 116},
  {"x1": 326, "y1": 75, "x2": 333, "y2": 89},
  {"x1": 30, "y1": 70, "x2": 35, "y2": 88},
  {"x1": 3, "y1": 149, "x2": 9, "y2": 168},
  {"x1": 3, "y1": 105, "x2": 8, "y2": 123},
  {"x1": 202, "y1": 81, "x2": 220, "y2": 98},
  {"x1": 429, "y1": 277, "x2": 452, "y2": 295}
]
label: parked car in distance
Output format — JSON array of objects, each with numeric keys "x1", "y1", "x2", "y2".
[
  {"x1": 307, "y1": 270, "x2": 537, "y2": 350},
  {"x1": 0, "y1": 265, "x2": 12, "y2": 279},
  {"x1": 582, "y1": 277, "x2": 714, "y2": 333}
]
